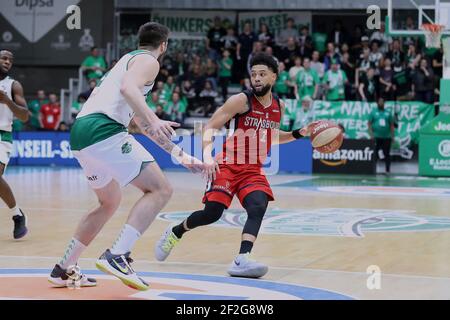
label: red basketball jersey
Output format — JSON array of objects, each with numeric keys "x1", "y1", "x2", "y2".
[{"x1": 217, "y1": 91, "x2": 281, "y2": 166}]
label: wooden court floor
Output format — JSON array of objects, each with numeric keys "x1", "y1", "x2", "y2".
[{"x1": 1, "y1": 166, "x2": 450, "y2": 300}]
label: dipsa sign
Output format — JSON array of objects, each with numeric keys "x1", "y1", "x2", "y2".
[
  {"x1": 10, "y1": 132, "x2": 77, "y2": 166},
  {"x1": 313, "y1": 139, "x2": 376, "y2": 174}
]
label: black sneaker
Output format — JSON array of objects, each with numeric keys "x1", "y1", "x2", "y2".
[
  {"x1": 12, "y1": 211, "x2": 28, "y2": 239},
  {"x1": 48, "y1": 264, "x2": 97, "y2": 287},
  {"x1": 95, "y1": 249, "x2": 149, "y2": 291}
]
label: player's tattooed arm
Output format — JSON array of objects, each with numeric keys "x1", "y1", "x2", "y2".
[{"x1": 0, "y1": 81, "x2": 29, "y2": 122}]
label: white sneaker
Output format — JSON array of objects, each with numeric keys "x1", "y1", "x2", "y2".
[
  {"x1": 154, "y1": 225, "x2": 180, "y2": 261},
  {"x1": 48, "y1": 264, "x2": 97, "y2": 288},
  {"x1": 227, "y1": 253, "x2": 269, "y2": 278}
]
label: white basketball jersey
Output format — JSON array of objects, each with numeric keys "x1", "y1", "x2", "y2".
[
  {"x1": 0, "y1": 76, "x2": 14, "y2": 132},
  {"x1": 77, "y1": 50, "x2": 156, "y2": 127}
]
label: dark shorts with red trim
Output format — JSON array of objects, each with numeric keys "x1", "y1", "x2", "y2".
[{"x1": 202, "y1": 164, "x2": 274, "y2": 208}]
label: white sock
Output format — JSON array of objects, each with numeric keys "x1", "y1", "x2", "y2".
[
  {"x1": 110, "y1": 224, "x2": 141, "y2": 255},
  {"x1": 59, "y1": 238, "x2": 86, "y2": 269},
  {"x1": 10, "y1": 206, "x2": 22, "y2": 217}
]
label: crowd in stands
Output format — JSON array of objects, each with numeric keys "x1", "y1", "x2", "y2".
[{"x1": 21, "y1": 16, "x2": 442, "y2": 131}]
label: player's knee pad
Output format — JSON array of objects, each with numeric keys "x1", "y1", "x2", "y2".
[
  {"x1": 242, "y1": 191, "x2": 268, "y2": 236},
  {"x1": 203, "y1": 201, "x2": 226, "y2": 224}
]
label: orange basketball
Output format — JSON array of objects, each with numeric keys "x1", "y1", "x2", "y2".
[{"x1": 309, "y1": 120, "x2": 344, "y2": 154}]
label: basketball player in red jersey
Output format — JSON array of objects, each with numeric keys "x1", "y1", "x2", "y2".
[{"x1": 155, "y1": 53, "x2": 313, "y2": 278}]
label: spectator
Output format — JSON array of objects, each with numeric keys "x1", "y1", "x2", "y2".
[
  {"x1": 190, "y1": 64, "x2": 207, "y2": 95},
  {"x1": 289, "y1": 56, "x2": 303, "y2": 82},
  {"x1": 379, "y1": 58, "x2": 396, "y2": 100},
  {"x1": 312, "y1": 24, "x2": 328, "y2": 54},
  {"x1": 369, "y1": 40, "x2": 383, "y2": 71},
  {"x1": 412, "y1": 58, "x2": 435, "y2": 104},
  {"x1": 57, "y1": 122, "x2": 69, "y2": 132},
  {"x1": 242, "y1": 78, "x2": 252, "y2": 91},
  {"x1": 257, "y1": 23, "x2": 275, "y2": 48},
  {"x1": 71, "y1": 94, "x2": 87, "y2": 119},
  {"x1": 293, "y1": 95, "x2": 315, "y2": 130},
  {"x1": 218, "y1": 49, "x2": 233, "y2": 100},
  {"x1": 370, "y1": 22, "x2": 391, "y2": 53},
  {"x1": 393, "y1": 64, "x2": 413, "y2": 101},
  {"x1": 40, "y1": 93, "x2": 61, "y2": 131},
  {"x1": 237, "y1": 22, "x2": 257, "y2": 76},
  {"x1": 386, "y1": 39, "x2": 405, "y2": 69},
  {"x1": 221, "y1": 27, "x2": 239, "y2": 54},
  {"x1": 298, "y1": 25, "x2": 313, "y2": 58},
  {"x1": 295, "y1": 58, "x2": 320, "y2": 100},
  {"x1": 181, "y1": 80, "x2": 197, "y2": 109},
  {"x1": 175, "y1": 52, "x2": 188, "y2": 79},
  {"x1": 340, "y1": 52, "x2": 355, "y2": 100},
  {"x1": 310, "y1": 50, "x2": 325, "y2": 79},
  {"x1": 406, "y1": 44, "x2": 421, "y2": 70},
  {"x1": 340, "y1": 43, "x2": 350, "y2": 60},
  {"x1": 81, "y1": 46, "x2": 107, "y2": 80},
  {"x1": 368, "y1": 97, "x2": 395, "y2": 174},
  {"x1": 329, "y1": 20, "x2": 347, "y2": 47},
  {"x1": 432, "y1": 46, "x2": 443, "y2": 79},
  {"x1": 323, "y1": 42, "x2": 341, "y2": 71},
  {"x1": 199, "y1": 80, "x2": 218, "y2": 116},
  {"x1": 360, "y1": 36, "x2": 370, "y2": 58},
  {"x1": 80, "y1": 79, "x2": 97, "y2": 100},
  {"x1": 358, "y1": 68, "x2": 378, "y2": 102},
  {"x1": 356, "y1": 48, "x2": 375, "y2": 86},
  {"x1": 277, "y1": 18, "x2": 299, "y2": 48},
  {"x1": 162, "y1": 55, "x2": 178, "y2": 77},
  {"x1": 279, "y1": 37, "x2": 300, "y2": 70},
  {"x1": 205, "y1": 58, "x2": 218, "y2": 90},
  {"x1": 274, "y1": 62, "x2": 292, "y2": 99},
  {"x1": 247, "y1": 41, "x2": 264, "y2": 75},
  {"x1": 28, "y1": 89, "x2": 48, "y2": 130},
  {"x1": 164, "y1": 76, "x2": 176, "y2": 97},
  {"x1": 206, "y1": 16, "x2": 226, "y2": 61},
  {"x1": 264, "y1": 46, "x2": 279, "y2": 65},
  {"x1": 166, "y1": 92, "x2": 187, "y2": 124},
  {"x1": 322, "y1": 59, "x2": 348, "y2": 101},
  {"x1": 350, "y1": 25, "x2": 364, "y2": 56},
  {"x1": 146, "y1": 91, "x2": 160, "y2": 111},
  {"x1": 155, "y1": 104, "x2": 170, "y2": 121}
]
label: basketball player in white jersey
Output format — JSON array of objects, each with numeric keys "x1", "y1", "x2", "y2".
[
  {"x1": 48, "y1": 22, "x2": 204, "y2": 290},
  {"x1": 0, "y1": 50, "x2": 29, "y2": 239}
]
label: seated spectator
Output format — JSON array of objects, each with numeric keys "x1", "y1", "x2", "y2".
[
  {"x1": 379, "y1": 58, "x2": 396, "y2": 100},
  {"x1": 295, "y1": 58, "x2": 320, "y2": 100},
  {"x1": 322, "y1": 59, "x2": 348, "y2": 101},
  {"x1": 146, "y1": 91, "x2": 159, "y2": 111},
  {"x1": 264, "y1": 46, "x2": 279, "y2": 65},
  {"x1": 370, "y1": 22, "x2": 391, "y2": 53},
  {"x1": 166, "y1": 92, "x2": 188, "y2": 125},
  {"x1": 28, "y1": 89, "x2": 48, "y2": 130},
  {"x1": 220, "y1": 27, "x2": 239, "y2": 56},
  {"x1": 298, "y1": 25, "x2": 313, "y2": 58},
  {"x1": 181, "y1": 80, "x2": 197, "y2": 108},
  {"x1": 393, "y1": 64, "x2": 413, "y2": 101},
  {"x1": 349, "y1": 25, "x2": 364, "y2": 57},
  {"x1": 189, "y1": 64, "x2": 207, "y2": 95},
  {"x1": 80, "y1": 79, "x2": 97, "y2": 100},
  {"x1": 163, "y1": 76, "x2": 176, "y2": 97},
  {"x1": 323, "y1": 42, "x2": 341, "y2": 71},
  {"x1": 279, "y1": 37, "x2": 300, "y2": 70},
  {"x1": 274, "y1": 62, "x2": 292, "y2": 99},
  {"x1": 199, "y1": 80, "x2": 218, "y2": 116},
  {"x1": 358, "y1": 68, "x2": 378, "y2": 102},
  {"x1": 412, "y1": 58, "x2": 435, "y2": 104},
  {"x1": 360, "y1": 36, "x2": 370, "y2": 58},
  {"x1": 356, "y1": 48, "x2": 375, "y2": 86},
  {"x1": 329, "y1": 20, "x2": 348, "y2": 48},
  {"x1": 242, "y1": 78, "x2": 252, "y2": 91},
  {"x1": 310, "y1": 50, "x2": 325, "y2": 79},
  {"x1": 40, "y1": 93, "x2": 61, "y2": 131},
  {"x1": 162, "y1": 55, "x2": 178, "y2": 77},
  {"x1": 277, "y1": 18, "x2": 299, "y2": 48},
  {"x1": 205, "y1": 58, "x2": 218, "y2": 90},
  {"x1": 369, "y1": 40, "x2": 383, "y2": 71},
  {"x1": 155, "y1": 104, "x2": 170, "y2": 121},
  {"x1": 206, "y1": 16, "x2": 226, "y2": 61},
  {"x1": 406, "y1": 44, "x2": 421, "y2": 70},
  {"x1": 289, "y1": 56, "x2": 303, "y2": 82},
  {"x1": 81, "y1": 46, "x2": 107, "y2": 80},
  {"x1": 247, "y1": 41, "x2": 264, "y2": 75},
  {"x1": 218, "y1": 49, "x2": 233, "y2": 100},
  {"x1": 71, "y1": 94, "x2": 87, "y2": 119},
  {"x1": 154, "y1": 80, "x2": 170, "y2": 105},
  {"x1": 386, "y1": 39, "x2": 405, "y2": 68},
  {"x1": 293, "y1": 95, "x2": 315, "y2": 130},
  {"x1": 258, "y1": 23, "x2": 275, "y2": 48}
]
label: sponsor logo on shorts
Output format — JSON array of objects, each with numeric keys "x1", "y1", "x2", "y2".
[
  {"x1": 0, "y1": 269, "x2": 353, "y2": 300},
  {"x1": 158, "y1": 208, "x2": 450, "y2": 237},
  {"x1": 121, "y1": 142, "x2": 132, "y2": 154}
]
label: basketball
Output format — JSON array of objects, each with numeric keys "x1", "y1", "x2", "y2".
[{"x1": 309, "y1": 120, "x2": 344, "y2": 154}]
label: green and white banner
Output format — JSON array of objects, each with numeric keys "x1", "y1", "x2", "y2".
[
  {"x1": 238, "y1": 11, "x2": 311, "y2": 37},
  {"x1": 281, "y1": 100, "x2": 435, "y2": 159},
  {"x1": 151, "y1": 10, "x2": 236, "y2": 40}
]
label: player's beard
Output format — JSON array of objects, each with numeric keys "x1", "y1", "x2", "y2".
[{"x1": 251, "y1": 83, "x2": 272, "y2": 97}]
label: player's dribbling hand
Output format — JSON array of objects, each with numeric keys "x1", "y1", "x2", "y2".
[
  {"x1": 299, "y1": 121, "x2": 321, "y2": 137},
  {"x1": 181, "y1": 155, "x2": 205, "y2": 174},
  {"x1": 155, "y1": 119, "x2": 180, "y2": 139}
]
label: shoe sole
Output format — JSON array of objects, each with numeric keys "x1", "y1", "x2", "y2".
[
  {"x1": 95, "y1": 260, "x2": 149, "y2": 291},
  {"x1": 14, "y1": 227, "x2": 28, "y2": 240},
  {"x1": 47, "y1": 278, "x2": 97, "y2": 288},
  {"x1": 154, "y1": 226, "x2": 177, "y2": 262},
  {"x1": 227, "y1": 266, "x2": 269, "y2": 278}
]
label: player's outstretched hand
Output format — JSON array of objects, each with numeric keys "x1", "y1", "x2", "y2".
[
  {"x1": 203, "y1": 160, "x2": 220, "y2": 182},
  {"x1": 155, "y1": 119, "x2": 180, "y2": 140}
]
